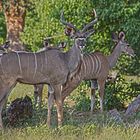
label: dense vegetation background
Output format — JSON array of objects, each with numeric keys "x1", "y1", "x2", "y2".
[{"x1": 0, "y1": 0, "x2": 140, "y2": 110}]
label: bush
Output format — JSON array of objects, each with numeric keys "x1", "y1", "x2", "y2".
[
  {"x1": 104, "y1": 74, "x2": 140, "y2": 110},
  {"x1": 70, "y1": 82, "x2": 91, "y2": 111}
]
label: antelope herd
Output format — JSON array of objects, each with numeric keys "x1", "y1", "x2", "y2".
[{"x1": 0, "y1": 9, "x2": 135, "y2": 129}]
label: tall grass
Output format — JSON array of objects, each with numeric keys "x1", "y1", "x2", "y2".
[{"x1": 1, "y1": 124, "x2": 140, "y2": 140}]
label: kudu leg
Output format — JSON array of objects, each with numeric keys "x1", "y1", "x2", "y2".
[
  {"x1": 90, "y1": 88, "x2": 96, "y2": 113},
  {"x1": 0, "y1": 92, "x2": 7, "y2": 129},
  {"x1": 62, "y1": 77, "x2": 81, "y2": 102},
  {"x1": 0, "y1": 82, "x2": 17, "y2": 129},
  {"x1": 54, "y1": 85, "x2": 63, "y2": 127},
  {"x1": 0, "y1": 99, "x2": 6, "y2": 129},
  {"x1": 34, "y1": 89, "x2": 38, "y2": 107},
  {"x1": 98, "y1": 80, "x2": 105, "y2": 112},
  {"x1": 90, "y1": 80, "x2": 98, "y2": 113},
  {"x1": 34, "y1": 84, "x2": 44, "y2": 108},
  {"x1": 47, "y1": 85, "x2": 54, "y2": 127}
]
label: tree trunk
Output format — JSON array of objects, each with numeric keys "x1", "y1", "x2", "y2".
[
  {"x1": 0, "y1": 1, "x2": 2, "y2": 11},
  {"x1": 2, "y1": 0, "x2": 27, "y2": 51}
]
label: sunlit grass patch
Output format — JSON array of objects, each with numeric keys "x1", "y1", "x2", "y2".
[{"x1": 8, "y1": 83, "x2": 47, "y2": 104}]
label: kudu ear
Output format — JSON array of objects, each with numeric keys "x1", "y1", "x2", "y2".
[
  {"x1": 0, "y1": 41, "x2": 10, "y2": 51},
  {"x1": 119, "y1": 31, "x2": 125, "y2": 40},
  {"x1": 64, "y1": 27, "x2": 76, "y2": 38},
  {"x1": 58, "y1": 41, "x2": 67, "y2": 49},
  {"x1": 111, "y1": 32, "x2": 118, "y2": 42},
  {"x1": 43, "y1": 39, "x2": 50, "y2": 47},
  {"x1": 3, "y1": 41, "x2": 10, "y2": 49}
]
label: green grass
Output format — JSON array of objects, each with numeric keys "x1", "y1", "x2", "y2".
[
  {"x1": 1, "y1": 120, "x2": 140, "y2": 140},
  {"x1": 1, "y1": 83, "x2": 140, "y2": 140},
  {"x1": 8, "y1": 83, "x2": 47, "y2": 102}
]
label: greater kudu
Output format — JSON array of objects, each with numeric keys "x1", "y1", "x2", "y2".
[
  {"x1": 35, "y1": 31, "x2": 135, "y2": 113},
  {"x1": 0, "y1": 10, "x2": 98, "y2": 128},
  {"x1": 47, "y1": 10, "x2": 98, "y2": 126}
]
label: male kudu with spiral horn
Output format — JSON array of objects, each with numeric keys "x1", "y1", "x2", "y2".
[{"x1": 47, "y1": 9, "x2": 98, "y2": 126}]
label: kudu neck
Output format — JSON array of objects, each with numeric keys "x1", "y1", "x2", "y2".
[
  {"x1": 107, "y1": 43, "x2": 122, "y2": 69},
  {"x1": 67, "y1": 43, "x2": 82, "y2": 73}
]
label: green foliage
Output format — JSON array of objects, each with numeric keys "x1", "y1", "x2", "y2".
[
  {"x1": 70, "y1": 82, "x2": 91, "y2": 111},
  {"x1": 0, "y1": 12, "x2": 6, "y2": 42},
  {"x1": 70, "y1": 74, "x2": 140, "y2": 111},
  {"x1": 104, "y1": 74, "x2": 140, "y2": 110}
]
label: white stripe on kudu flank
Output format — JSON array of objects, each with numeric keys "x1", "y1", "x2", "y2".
[
  {"x1": 0, "y1": 57, "x2": 4, "y2": 75},
  {"x1": 96, "y1": 55, "x2": 101, "y2": 74},
  {"x1": 85, "y1": 54, "x2": 91, "y2": 76},
  {"x1": 41, "y1": 54, "x2": 44, "y2": 73},
  {"x1": 16, "y1": 52, "x2": 22, "y2": 75},
  {"x1": 44, "y1": 51, "x2": 47, "y2": 65},
  {"x1": 27, "y1": 55, "x2": 30, "y2": 77},
  {"x1": 33, "y1": 53, "x2": 37, "y2": 79},
  {"x1": 94, "y1": 55, "x2": 99, "y2": 74},
  {"x1": 82, "y1": 58, "x2": 86, "y2": 76},
  {"x1": 88, "y1": 54, "x2": 95, "y2": 74}
]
